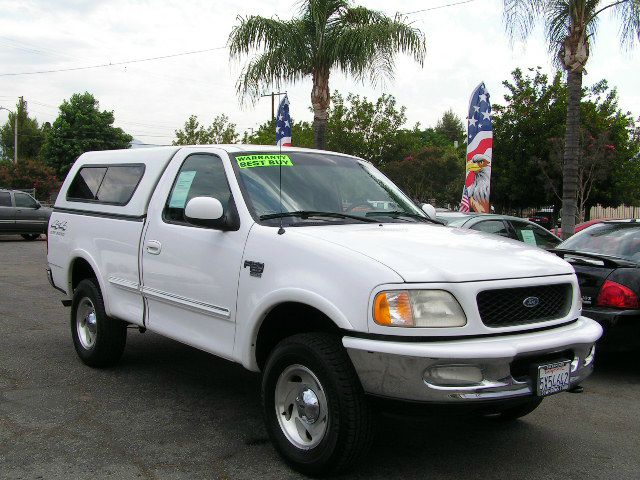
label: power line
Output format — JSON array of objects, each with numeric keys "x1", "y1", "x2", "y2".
[
  {"x1": 403, "y1": 0, "x2": 478, "y2": 15},
  {"x1": 0, "y1": 46, "x2": 227, "y2": 77}
]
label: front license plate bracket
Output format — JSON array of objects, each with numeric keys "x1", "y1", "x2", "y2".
[{"x1": 535, "y1": 360, "x2": 571, "y2": 397}]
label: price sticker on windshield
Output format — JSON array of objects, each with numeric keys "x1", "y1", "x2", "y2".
[{"x1": 236, "y1": 154, "x2": 294, "y2": 169}]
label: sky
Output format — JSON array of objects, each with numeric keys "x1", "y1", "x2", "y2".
[{"x1": 0, "y1": 0, "x2": 638, "y2": 146}]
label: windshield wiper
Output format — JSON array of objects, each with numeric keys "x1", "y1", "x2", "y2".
[
  {"x1": 364, "y1": 210, "x2": 443, "y2": 224},
  {"x1": 260, "y1": 210, "x2": 378, "y2": 223}
]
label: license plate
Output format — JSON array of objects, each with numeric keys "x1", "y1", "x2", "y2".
[{"x1": 536, "y1": 361, "x2": 571, "y2": 397}]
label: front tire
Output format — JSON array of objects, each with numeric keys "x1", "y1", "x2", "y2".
[
  {"x1": 71, "y1": 279, "x2": 127, "y2": 368},
  {"x1": 262, "y1": 333, "x2": 373, "y2": 477}
]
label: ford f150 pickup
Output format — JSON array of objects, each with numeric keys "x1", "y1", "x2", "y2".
[{"x1": 46, "y1": 145, "x2": 602, "y2": 475}]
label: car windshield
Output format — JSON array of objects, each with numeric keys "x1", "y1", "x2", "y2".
[
  {"x1": 231, "y1": 151, "x2": 425, "y2": 225},
  {"x1": 559, "y1": 222, "x2": 640, "y2": 263}
]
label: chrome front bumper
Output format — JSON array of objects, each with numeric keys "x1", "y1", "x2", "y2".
[{"x1": 343, "y1": 317, "x2": 602, "y2": 403}]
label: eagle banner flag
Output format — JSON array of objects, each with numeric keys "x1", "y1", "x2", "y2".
[
  {"x1": 276, "y1": 95, "x2": 292, "y2": 147},
  {"x1": 460, "y1": 82, "x2": 492, "y2": 213}
]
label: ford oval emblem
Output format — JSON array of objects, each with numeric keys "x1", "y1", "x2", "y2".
[{"x1": 523, "y1": 296, "x2": 540, "y2": 308}]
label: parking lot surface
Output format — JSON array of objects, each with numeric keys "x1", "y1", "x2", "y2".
[{"x1": 1, "y1": 236, "x2": 639, "y2": 479}]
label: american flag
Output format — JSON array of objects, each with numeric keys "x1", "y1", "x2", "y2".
[
  {"x1": 460, "y1": 193, "x2": 470, "y2": 212},
  {"x1": 276, "y1": 95, "x2": 292, "y2": 147},
  {"x1": 460, "y1": 82, "x2": 493, "y2": 213}
]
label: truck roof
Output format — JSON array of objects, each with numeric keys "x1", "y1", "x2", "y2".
[{"x1": 54, "y1": 145, "x2": 359, "y2": 217}]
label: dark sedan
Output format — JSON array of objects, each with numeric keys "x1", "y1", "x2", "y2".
[
  {"x1": 553, "y1": 220, "x2": 640, "y2": 349},
  {"x1": 0, "y1": 189, "x2": 51, "y2": 240}
]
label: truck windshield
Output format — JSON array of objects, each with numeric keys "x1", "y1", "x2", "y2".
[{"x1": 231, "y1": 151, "x2": 425, "y2": 225}]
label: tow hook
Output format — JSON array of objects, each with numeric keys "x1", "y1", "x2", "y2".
[{"x1": 568, "y1": 385, "x2": 584, "y2": 393}]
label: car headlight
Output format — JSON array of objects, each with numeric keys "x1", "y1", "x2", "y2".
[{"x1": 373, "y1": 290, "x2": 467, "y2": 327}]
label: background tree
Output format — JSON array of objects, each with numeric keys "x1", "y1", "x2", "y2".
[
  {"x1": 326, "y1": 92, "x2": 422, "y2": 166},
  {"x1": 492, "y1": 68, "x2": 638, "y2": 218},
  {"x1": 435, "y1": 109, "x2": 466, "y2": 146},
  {"x1": 382, "y1": 146, "x2": 465, "y2": 206},
  {"x1": 42, "y1": 92, "x2": 132, "y2": 178},
  {"x1": 228, "y1": 0, "x2": 425, "y2": 149},
  {"x1": 1, "y1": 97, "x2": 45, "y2": 161},
  {"x1": 0, "y1": 159, "x2": 58, "y2": 199},
  {"x1": 243, "y1": 119, "x2": 314, "y2": 147},
  {"x1": 503, "y1": 0, "x2": 640, "y2": 238},
  {"x1": 173, "y1": 114, "x2": 239, "y2": 145}
]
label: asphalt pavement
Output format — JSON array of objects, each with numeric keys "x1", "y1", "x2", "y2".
[{"x1": 0, "y1": 236, "x2": 639, "y2": 479}]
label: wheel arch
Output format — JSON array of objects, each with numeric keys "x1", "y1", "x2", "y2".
[
  {"x1": 67, "y1": 251, "x2": 106, "y2": 299},
  {"x1": 250, "y1": 300, "x2": 353, "y2": 370}
]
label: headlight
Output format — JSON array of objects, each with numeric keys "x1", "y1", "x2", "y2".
[{"x1": 373, "y1": 290, "x2": 467, "y2": 328}]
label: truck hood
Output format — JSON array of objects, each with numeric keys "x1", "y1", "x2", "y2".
[{"x1": 294, "y1": 223, "x2": 573, "y2": 283}]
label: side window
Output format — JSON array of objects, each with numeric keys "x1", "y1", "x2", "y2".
[
  {"x1": 471, "y1": 220, "x2": 510, "y2": 237},
  {"x1": 164, "y1": 154, "x2": 233, "y2": 224},
  {"x1": 0, "y1": 192, "x2": 11, "y2": 207},
  {"x1": 512, "y1": 221, "x2": 560, "y2": 248},
  {"x1": 67, "y1": 167, "x2": 107, "y2": 200},
  {"x1": 67, "y1": 165, "x2": 145, "y2": 204},
  {"x1": 14, "y1": 192, "x2": 38, "y2": 208},
  {"x1": 96, "y1": 165, "x2": 145, "y2": 204}
]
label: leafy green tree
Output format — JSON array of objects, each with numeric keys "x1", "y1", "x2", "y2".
[
  {"x1": 0, "y1": 158, "x2": 59, "y2": 199},
  {"x1": 173, "y1": 114, "x2": 239, "y2": 145},
  {"x1": 382, "y1": 146, "x2": 465, "y2": 206},
  {"x1": 503, "y1": 0, "x2": 640, "y2": 237},
  {"x1": 42, "y1": 92, "x2": 132, "y2": 177},
  {"x1": 228, "y1": 0, "x2": 425, "y2": 149},
  {"x1": 242, "y1": 119, "x2": 314, "y2": 147},
  {"x1": 492, "y1": 68, "x2": 638, "y2": 218},
  {"x1": 435, "y1": 109, "x2": 465, "y2": 146},
  {"x1": 1, "y1": 97, "x2": 45, "y2": 161},
  {"x1": 492, "y1": 68, "x2": 566, "y2": 212},
  {"x1": 325, "y1": 92, "x2": 423, "y2": 166}
]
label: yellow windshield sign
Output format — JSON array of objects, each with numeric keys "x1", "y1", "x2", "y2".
[{"x1": 236, "y1": 154, "x2": 294, "y2": 169}]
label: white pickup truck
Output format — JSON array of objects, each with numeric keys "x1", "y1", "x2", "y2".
[{"x1": 47, "y1": 145, "x2": 602, "y2": 475}]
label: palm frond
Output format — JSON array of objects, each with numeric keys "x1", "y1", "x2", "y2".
[
  {"x1": 503, "y1": 0, "x2": 545, "y2": 43},
  {"x1": 612, "y1": 0, "x2": 640, "y2": 50},
  {"x1": 328, "y1": 10, "x2": 425, "y2": 85},
  {"x1": 236, "y1": 44, "x2": 310, "y2": 99},
  {"x1": 228, "y1": 16, "x2": 311, "y2": 98}
]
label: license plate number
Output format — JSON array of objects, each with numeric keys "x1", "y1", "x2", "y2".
[{"x1": 537, "y1": 361, "x2": 571, "y2": 397}]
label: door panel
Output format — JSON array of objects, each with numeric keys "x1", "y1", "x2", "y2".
[
  {"x1": 141, "y1": 151, "x2": 251, "y2": 359},
  {"x1": 14, "y1": 192, "x2": 47, "y2": 233},
  {"x1": 0, "y1": 192, "x2": 15, "y2": 232}
]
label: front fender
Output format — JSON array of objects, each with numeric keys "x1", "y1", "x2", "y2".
[{"x1": 237, "y1": 288, "x2": 353, "y2": 371}]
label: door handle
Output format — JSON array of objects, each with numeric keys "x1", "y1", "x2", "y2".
[{"x1": 146, "y1": 240, "x2": 162, "y2": 255}]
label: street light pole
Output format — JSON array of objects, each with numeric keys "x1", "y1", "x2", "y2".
[{"x1": 0, "y1": 106, "x2": 17, "y2": 164}]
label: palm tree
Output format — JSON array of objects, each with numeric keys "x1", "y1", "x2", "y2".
[
  {"x1": 503, "y1": 0, "x2": 640, "y2": 238},
  {"x1": 228, "y1": 0, "x2": 425, "y2": 150}
]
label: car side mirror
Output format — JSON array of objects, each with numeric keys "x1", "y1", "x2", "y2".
[
  {"x1": 421, "y1": 203, "x2": 436, "y2": 219},
  {"x1": 185, "y1": 196, "x2": 238, "y2": 231},
  {"x1": 35, "y1": 202, "x2": 41, "y2": 209}
]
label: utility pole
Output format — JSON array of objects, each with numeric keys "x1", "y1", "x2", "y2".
[
  {"x1": 0, "y1": 104, "x2": 17, "y2": 164},
  {"x1": 260, "y1": 91, "x2": 287, "y2": 122}
]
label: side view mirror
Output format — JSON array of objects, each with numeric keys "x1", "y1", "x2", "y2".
[
  {"x1": 35, "y1": 202, "x2": 41, "y2": 210},
  {"x1": 421, "y1": 203, "x2": 436, "y2": 219},
  {"x1": 184, "y1": 196, "x2": 239, "y2": 231}
]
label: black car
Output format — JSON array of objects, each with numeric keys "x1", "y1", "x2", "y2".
[
  {"x1": 553, "y1": 220, "x2": 640, "y2": 349},
  {"x1": 0, "y1": 189, "x2": 52, "y2": 240}
]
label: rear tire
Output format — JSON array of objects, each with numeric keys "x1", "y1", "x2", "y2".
[
  {"x1": 21, "y1": 233, "x2": 40, "y2": 241},
  {"x1": 262, "y1": 333, "x2": 373, "y2": 477},
  {"x1": 71, "y1": 279, "x2": 127, "y2": 368},
  {"x1": 496, "y1": 398, "x2": 543, "y2": 421}
]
